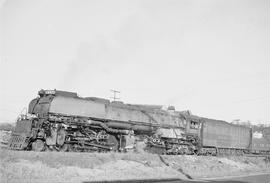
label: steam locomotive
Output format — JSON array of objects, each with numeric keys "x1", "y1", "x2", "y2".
[{"x1": 8, "y1": 89, "x2": 270, "y2": 155}]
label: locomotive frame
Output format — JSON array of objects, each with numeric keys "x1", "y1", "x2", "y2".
[{"x1": 8, "y1": 89, "x2": 270, "y2": 155}]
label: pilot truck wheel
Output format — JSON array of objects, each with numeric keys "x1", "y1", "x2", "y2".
[{"x1": 32, "y1": 139, "x2": 45, "y2": 151}]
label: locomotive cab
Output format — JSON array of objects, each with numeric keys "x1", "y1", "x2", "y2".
[
  {"x1": 182, "y1": 114, "x2": 202, "y2": 152},
  {"x1": 184, "y1": 114, "x2": 202, "y2": 136}
]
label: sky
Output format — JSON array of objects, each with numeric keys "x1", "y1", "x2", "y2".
[{"x1": 0, "y1": 0, "x2": 269, "y2": 124}]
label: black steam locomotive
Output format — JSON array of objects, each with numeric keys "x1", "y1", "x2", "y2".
[{"x1": 9, "y1": 89, "x2": 270, "y2": 155}]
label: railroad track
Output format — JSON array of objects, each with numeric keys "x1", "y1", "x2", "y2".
[
  {"x1": 244, "y1": 154, "x2": 270, "y2": 158},
  {"x1": 82, "y1": 178, "x2": 184, "y2": 183}
]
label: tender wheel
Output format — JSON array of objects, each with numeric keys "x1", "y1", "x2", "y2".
[{"x1": 32, "y1": 139, "x2": 45, "y2": 151}]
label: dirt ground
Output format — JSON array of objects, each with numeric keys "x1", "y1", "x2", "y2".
[
  {"x1": 0, "y1": 149, "x2": 186, "y2": 183},
  {"x1": 0, "y1": 148, "x2": 270, "y2": 183}
]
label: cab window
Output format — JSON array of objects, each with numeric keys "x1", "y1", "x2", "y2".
[{"x1": 190, "y1": 121, "x2": 199, "y2": 129}]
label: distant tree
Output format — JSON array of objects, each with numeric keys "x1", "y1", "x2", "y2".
[
  {"x1": 263, "y1": 127, "x2": 270, "y2": 140},
  {"x1": 231, "y1": 119, "x2": 252, "y2": 127},
  {"x1": 0, "y1": 123, "x2": 15, "y2": 131},
  {"x1": 232, "y1": 119, "x2": 241, "y2": 125}
]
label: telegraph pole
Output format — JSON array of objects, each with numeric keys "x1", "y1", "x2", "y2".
[{"x1": 110, "y1": 89, "x2": 120, "y2": 101}]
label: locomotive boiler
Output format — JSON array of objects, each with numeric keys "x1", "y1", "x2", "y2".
[{"x1": 9, "y1": 89, "x2": 201, "y2": 154}]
